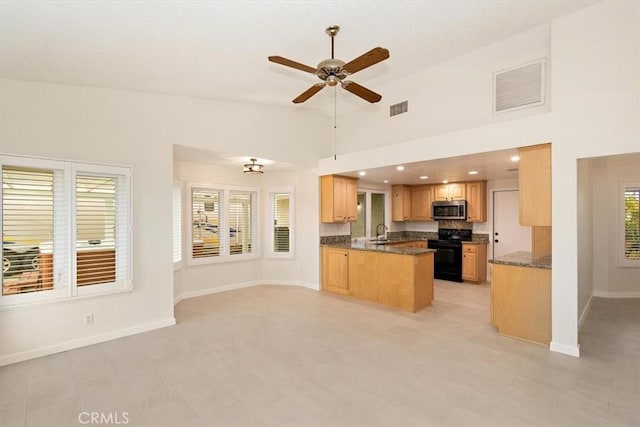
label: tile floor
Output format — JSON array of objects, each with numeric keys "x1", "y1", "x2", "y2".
[{"x1": 0, "y1": 281, "x2": 638, "y2": 426}]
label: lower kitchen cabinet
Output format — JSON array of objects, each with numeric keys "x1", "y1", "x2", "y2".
[
  {"x1": 462, "y1": 243, "x2": 487, "y2": 283},
  {"x1": 321, "y1": 247, "x2": 349, "y2": 295},
  {"x1": 491, "y1": 263, "x2": 551, "y2": 345}
]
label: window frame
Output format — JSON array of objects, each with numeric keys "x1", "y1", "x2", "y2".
[
  {"x1": 0, "y1": 154, "x2": 132, "y2": 309},
  {"x1": 173, "y1": 182, "x2": 183, "y2": 269},
  {"x1": 186, "y1": 182, "x2": 260, "y2": 265},
  {"x1": 267, "y1": 189, "x2": 295, "y2": 259},
  {"x1": 620, "y1": 180, "x2": 640, "y2": 267}
]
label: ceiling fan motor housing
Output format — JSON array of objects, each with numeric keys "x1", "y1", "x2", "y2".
[{"x1": 317, "y1": 58, "x2": 347, "y2": 85}]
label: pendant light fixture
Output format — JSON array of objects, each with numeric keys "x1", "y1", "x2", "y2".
[{"x1": 243, "y1": 158, "x2": 264, "y2": 174}]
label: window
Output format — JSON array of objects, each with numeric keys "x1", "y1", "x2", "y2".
[
  {"x1": 188, "y1": 183, "x2": 258, "y2": 264},
  {"x1": 622, "y1": 181, "x2": 640, "y2": 266},
  {"x1": 172, "y1": 183, "x2": 182, "y2": 266},
  {"x1": 268, "y1": 191, "x2": 294, "y2": 258},
  {"x1": 1, "y1": 155, "x2": 131, "y2": 307}
]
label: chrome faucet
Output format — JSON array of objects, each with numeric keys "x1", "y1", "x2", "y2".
[{"x1": 376, "y1": 223, "x2": 388, "y2": 241}]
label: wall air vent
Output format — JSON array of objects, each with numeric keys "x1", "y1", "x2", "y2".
[
  {"x1": 390, "y1": 100, "x2": 408, "y2": 117},
  {"x1": 494, "y1": 59, "x2": 546, "y2": 113}
]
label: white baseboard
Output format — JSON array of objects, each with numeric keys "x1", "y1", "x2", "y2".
[
  {"x1": 593, "y1": 290, "x2": 640, "y2": 298},
  {"x1": 550, "y1": 341, "x2": 580, "y2": 358},
  {"x1": 578, "y1": 294, "x2": 594, "y2": 331},
  {"x1": 0, "y1": 317, "x2": 176, "y2": 367},
  {"x1": 174, "y1": 280, "x2": 320, "y2": 305}
]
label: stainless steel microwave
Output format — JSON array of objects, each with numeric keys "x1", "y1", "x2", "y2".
[{"x1": 432, "y1": 200, "x2": 467, "y2": 220}]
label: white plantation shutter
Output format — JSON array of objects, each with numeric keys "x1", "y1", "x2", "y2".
[
  {"x1": 2, "y1": 166, "x2": 56, "y2": 296},
  {"x1": 228, "y1": 191, "x2": 257, "y2": 255},
  {"x1": 271, "y1": 192, "x2": 294, "y2": 256},
  {"x1": 1, "y1": 156, "x2": 131, "y2": 306},
  {"x1": 173, "y1": 184, "x2": 182, "y2": 264},
  {"x1": 623, "y1": 184, "x2": 640, "y2": 262},
  {"x1": 191, "y1": 189, "x2": 221, "y2": 258},
  {"x1": 75, "y1": 166, "x2": 131, "y2": 295}
]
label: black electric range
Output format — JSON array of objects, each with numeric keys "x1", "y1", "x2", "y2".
[{"x1": 427, "y1": 228, "x2": 472, "y2": 282}]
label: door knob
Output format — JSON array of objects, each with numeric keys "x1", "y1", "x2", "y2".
[
  {"x1": 494, "y1": 239, "x2": 499, "y2": 243},
  {"x1": 495, "y1": 232, "x2": 499, "y2": 236}
]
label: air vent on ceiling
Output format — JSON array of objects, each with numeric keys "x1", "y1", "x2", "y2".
[
  {"x1": 494, "y1": 59, "x2": 545, "y2": 113},
  {"x1": 390, "y1": 100, "x2": 408, "y2": 117}
]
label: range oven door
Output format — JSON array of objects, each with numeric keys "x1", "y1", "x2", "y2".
[{"x1": 428, "y1": 240, "x2": 463, "y2": 282}]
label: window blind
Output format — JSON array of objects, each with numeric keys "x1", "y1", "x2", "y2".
[
  {"x1": 229, "y1": 191, "x2": 256, "y2": 255},
  {"x1": 173, "y1": 184, "x2": 182, "y2": 264},
  {"x1": 75, "y1": 174, "x2": 118, "y2": 287},
  {"x1": 624, "y1": 186, "x2": 640, "y2": 261},
  {"x1": 272, "y1": 193, "x2": 291, "y2": 253},
  {"x1": 2, "y1": 166, "x2": 55, "y2": 295},
  {"x1": 191, "y1": 189, "x2": 221, "y2": 258}
]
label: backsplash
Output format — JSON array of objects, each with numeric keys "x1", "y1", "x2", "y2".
[
  {"x1": 320, "y1": 235, "x2": 351, "y2": 245},
  {"x1": 388, "y1": 231, "x2": 439, "y2": 240},
  {"x1": 438, "y1": 220, "x2": 473, "y2": 230}
]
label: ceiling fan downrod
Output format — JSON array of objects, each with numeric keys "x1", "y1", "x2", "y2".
[{"x1": 326, "y1": 25, "x2": 340, "y2": 59}]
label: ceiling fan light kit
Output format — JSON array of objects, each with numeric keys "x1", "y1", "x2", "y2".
[
  {"x1": 243, "y1": 158, "x2": 264, "y2": 174},
  {"x1": 268, "y1": 25, "x2": 389, "y2": 104}
]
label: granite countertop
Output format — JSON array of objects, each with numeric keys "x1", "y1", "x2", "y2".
[
  {"x1": 488, "y1": 251, "x2": 552, "y2": 269},
  {"x1": 462, "y1": 241, "x2": 488, "y2": 245},
  {"x1": 321, "y1": 241, "x2": 436, "y2": 256}
]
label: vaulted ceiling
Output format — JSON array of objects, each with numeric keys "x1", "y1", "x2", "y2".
[{"x1": 0, "y1": 1, "x2": 594, "y2": 114}]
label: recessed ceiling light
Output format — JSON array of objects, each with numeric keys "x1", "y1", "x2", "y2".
[
  {"x1": 468, "y1": 170, "x2": 479, "y2": 175},
  {"x1": 419, "y1": 176, "x2": 428, "y2": 180},
  {"x1": 359, "y1": 171, "x2": 366, "y2": 176},
  {"x1": 383, "y1": 180, "x2": 389, "y2": 184},
  {"x1": 396, "y1": 166, "x2": 405, "y2": 171},
  {"x1": 510, "y1": 155, "x2": 520, "y2": 162},
  {"x1": 442, "y1": 180, "x2": 449, "y2": 184}
]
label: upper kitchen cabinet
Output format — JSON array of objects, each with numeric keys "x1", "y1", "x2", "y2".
[
  {"x1": 434, "y1": 183, "x2": 466, "y2": 201},
  {"x1": 392, "y1": 185, "x2": 412, "y2": 221},
  {"x1": 518, "y1": 143, "x2": 551, "y2": 226},
  {"x1": 466, "y1": 181, "x2": 487, "y2": 222},
  {"x1": 321, "y1": 175, "x2": 358, "y2": 223},
  {"x1": 411, "y1": 185, "x2": 433, "y2": 221}
]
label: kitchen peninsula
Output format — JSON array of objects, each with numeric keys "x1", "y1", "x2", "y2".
[{"x1": 321, "y1": 240, "x2": 435, "y2": 313}]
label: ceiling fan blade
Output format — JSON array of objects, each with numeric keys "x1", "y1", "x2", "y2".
[
  {"x1": 293, "y1": 83, "x2": 326, "y2": 103},
  {"x1": 341, "y1": 81, "x2": 382, "y2": 103},
  {"x1": 268, "y1": 56, "x2": 317, "y2": 74},
  {"x1": 343, "y1": 47, "x2": 389, "y2": 74}
]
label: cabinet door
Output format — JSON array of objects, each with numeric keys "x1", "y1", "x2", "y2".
[
  {"x1": 332, "y1": 176, "x2": 347, "y2": 222},
  {"x1": 449, "y1": 183, "x2": 466, "y2": 200},
  {"x1": 519, "y1": 143, "x2": 551, "y2": 226},
  {"x1": 411, "y1": 185, "x2": 432, "y2": 221},
  {"x1": 345, "y1": 178, "x2": 358, "y2": 222},
  {"x1": 434, "y1": 185, "x2": 449, "y2": 201},
  {"x1": 322, "y1": 247, "x2": 349, "y2": 294},
  {"x1": 462, "y1": 251, "x2": 477, "y2": 282},
  {"x1": 392, "y1": 185, "x2": 412, "y2": 221},
  {"x1": 466, "y1": 181, "x2": 487, "y2": 222}
]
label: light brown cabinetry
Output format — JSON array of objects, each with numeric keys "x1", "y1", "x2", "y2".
[
  {"x1": 321, "y1": 247, "x2": 349, "y2": 295},
  {"x1": 322, "y1": 247, "x2": 434, "y2": 312},
  {"x1": 462, "y1": 243, "x2": 487, "y2": 283},
  {"x1": 321, "y1": 175, "x2": 358, "y2": 223},
  {"x1": 491, "y1": 263, "x2": 551, "y2": 345},
  {"x1": 386, "y1": 240, "x2": 427, "y2": 249},
  {"x1": 518, "y1": 143, "x2": 551, "y2": 226},
  {"x1": 411, "y1": 185, "x2": 433, "y2": 221},
  {"x1": 466, "y1": 181, "x2": 487, "y2": 222},
  {"x1": 434, "y1": 183, "x2": 466, "y2": 201},
  {"x1": 392, "y1": 185, "x2": 412, "y2": 221}
]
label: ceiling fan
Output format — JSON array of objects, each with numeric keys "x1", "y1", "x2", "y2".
[{"x1": 268, "y1": 25, "x2": 389, "y2": 104}]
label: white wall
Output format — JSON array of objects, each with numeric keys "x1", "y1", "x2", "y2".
[
  {"x1": 317, "y1": 1, "x2": 640, "y2": 357},
  {"x1": 0, "y1": 79, "x2": 327, "y2": 364},
  {"x1": 577, "y1": 159, "x2": 594, "y2": 329},
  {"x1": 590, "y1": 154, "x2": 640, "y2": 297},
  {"x1": 173, "y1": 161, "x2": 320, "y2": 300}
]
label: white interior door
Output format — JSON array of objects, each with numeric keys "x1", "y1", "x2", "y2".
[{"x1": 493, "y1": 189, "x2": 531, "y2": 259}]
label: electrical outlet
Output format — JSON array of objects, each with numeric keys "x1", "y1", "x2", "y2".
[{"x1": 84, "y1": 313, "x2": 94, "y2": 325}]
